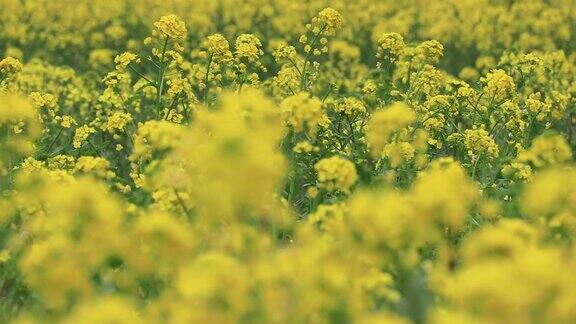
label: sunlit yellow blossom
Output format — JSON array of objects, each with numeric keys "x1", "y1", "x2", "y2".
[
  {"x1": 0, "y1": 57, "x2": 23, "y2": 77},
  {"x1": 314, "y1": 156, "x2": 357, "y2": 193},
  {"x1": 412, "y1": 158, "x2": 479, "y2": 230},
  {"x1": 482, "y1": 69, "x2": 515, "y2": 102},
  {"x1": 205, "y1": 34, "x2": 232, "y2": 62},
  {"x1": 103, "y1": 111, "x2": 133, "y2": 133},
  {"x1": 72, "y1": 125, "x2": 96, "y2": 149},
  {"x1": 517, "y1": 133, "x2": 572, "y2": 168},
  {"x1": 74, "y1": 156, "x2": 115, "y2": 179},
  {"x1": 293, "y1": 140, "x2": 319, "y2": 154},
  {"x1": 235, "y1": 34, "x2": 263, "y2": 63},
  {"x1": 1, "y1": 3, "x2": 576, "y2": 323},
  {"x1": 464, "y1": 127, "x2": 499, "y2": 160},
  {"x1": 154, "y1": 14, "x2": 187, "y2": 39},
  {"x1": 377, "y1": 33, "x2": 405, "y2": 64},
  {"x1": 114, "y1": 52, "x2": 140, "y2": 70},
  {"x1": 334, "y1": 97, "x2": 366, "y2": 116},
  {"x1": 416, "y1": 40, "x2": 444, "y2": 64},
  {"x1": 281, "y1": 92, "x2": 326, "y2": 135},
  {"x1": 367, "y1": 102, "x2": 416, "y2": 157},
  {"x1": 312, "y1": 8, "x2": 344, "y2": 37}
]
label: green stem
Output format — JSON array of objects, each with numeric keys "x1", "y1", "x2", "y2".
[
  {"x1": 300, "y1": 24, "x2": 327, "y2": 91},
  {"x1": 287, "y1": 57, "x2": 302, "y2": 76},
  {"x1": 128, "y1": 65, "x2": 157, "y2": 87},
  {"x1": 203, "y1": 54, "x2": 213, "y2": 102},
  {"x1": 156, "y1": 36, "x2": 170, "y2": 118},
  {"x1": 173, "y1": 187, "x2": 192, "y2": 220},
  {"x1": 45, "y1": 127, "x2": 64, "y2": 154}
]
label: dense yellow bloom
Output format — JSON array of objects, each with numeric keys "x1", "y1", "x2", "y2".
[
  {"x1": 384, "y1": 141, "x2": 415, "y2": 167},
  {"x1": 64, "y1": 297, "x2": 143, "y2": 324},
  {"x1": 59, "y1": 115, "x2": 76, "y2": 128},
  {"x1": 503, "y1": 133, "x2": 571, "y2": 181},
  {"x1": 130, "y1": 120, "x2": 185, "y2": 162},
  {"x1": 74, "y1": 156, "x2": 115, "y2": 179},
  {"x1": 273, "y1": 66, "x2": 300, "y2": 97},
  {"x1": 517, "y1": 133, "x2": 572, "y2": 168},
  {"x1": 72, "y1": 125, "x2": 96, "y2": 149},
  {"x1": 273, "y1": 45, "x2": 297, "y2": 62},
  {"x1": 308, "y1": 203, "x2": 346, "y2": 232},
  {"x1": 522, "y1": 168, "x2": 576, "y2": 233},
  {"x1": 0, "y1": 94, "x2": 41, "y2": 160},
  {"x1": 416, "y1": 40, "x2": 444, "y2": 64},
  {"x1": 376, "y1": 32, "x2": 405, "y2": 64},
  {"x1": 501, "y1": 162, "x2": 533, "y2": 181},
  {"x1": 441, "y1": 247, "x2": 576, "y2": 323},
  {"x1": 314, "y1": 155, "x2": 358, "y2": 193},
  {"x1": 103, "y1": 111, "x2": 133, "y2": 133},
  {"x1": 154, "y1": 14, "x2": 187, "y2": 39},
  {"x1": 281, "y1": 92, "x2": 326, "y2": 135},
  {"x1": 412, "y1": 158, "x2": 479, "y2": 230},
  {"x1": 0, "y1": 94, "x2": 37, "y2": 125},
  {"x1": 312, "y1": 8, "x2": 344, "y2": 37},
  {"x1": 1, "y1": 2, "x2": 576, "y2": 323},
  {"x1": 460, "y1": 219, "x2": 537, "y2": 264},
  {"x1": 482, "y1": 69, "x2": 515, "y2": 102},
  {"x1": 205, "y1": 33, "x2": 232, "y2": 62},
  {"x1": 235, "y1": 34, "x2": 263, "y2": 62},
  {"x1": 168, "y1": 90, "x2": 289, "y2": 224},
  {"x1": 47, "y1": 155, "x2": 76, "y2": 170},
  {"x1": 367, "y1": 102, "x2": 416, "y2": 157},
  {"x1": 0, "y1": 57, "x2": 23, "y2": 77},
  {"x1": 345, "y1": 189, "x2": 417, "y2": 252},
  {"x1": 114, "y1": 52, "x2": 140, "y2": 70},
  {"x1": 464, "y1": 127, "x2": 499, "y2": 160},
  {"x1": 334, "y1": 97, "x2": 366, "y2": 115},
  {"x1": 293, "y1": 140, "x2": 319, "y2": 153}
]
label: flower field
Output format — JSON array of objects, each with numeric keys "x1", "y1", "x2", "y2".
[{"x1": 1, "y1": 0, "x2": 576, "y2": 322}]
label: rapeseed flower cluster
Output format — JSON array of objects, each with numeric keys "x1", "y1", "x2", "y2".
[{"x1": 0, "y1": 3, "x2": 575, "y2": 323}]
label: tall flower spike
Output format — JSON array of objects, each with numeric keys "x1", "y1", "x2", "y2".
[
  {"x1": 314, "y1": 8, "x2": 344, "y2": 36},
  {"x1": 154, "y1": 15, "x2": 187, "y2": 39}
]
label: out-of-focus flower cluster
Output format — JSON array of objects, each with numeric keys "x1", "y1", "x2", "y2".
[{"x1": 0, "y1": 2, "x2": 576, "y2": 323}]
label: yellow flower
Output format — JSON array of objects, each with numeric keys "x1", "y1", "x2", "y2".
[
  {"x1": 281, "y1": 92, "x2": 326, "y2": 135},
  {"x1": 416, "y1": 40, "x2": 444, "y2": 64},
  {"x1": 60, "y1": 115, "x2": 76, "y2": 128},
  {"x1": 206, "y1": 33, "x2": 232, "y2": 62},
  {"x1": 103, "y1": 111, "x2": 133, "y2": 133},
  {"x1": 412, "y1": 158, "x2": 479, "y2": 230},
  {"x1": 517, "y1": 133, "x2": 571, "y2": 168},
  {"x1": 235, "y1": 34, "x2": 263, "y2": 62},
  {"x1": 114, "y1": 52, "x2": 140, "y2": 70},
  {"x1": 314, "y1": 8, "x2": 344, "y2": 36},
  {"x1": 0, "y1": 56, "x2": 23, "y2": 76},
  {"x1": 63, "y1": 297, "x2": 143, "y2": 324},
  {"x1": 314, "y1": 155, "x2": 358, "y2": 193},
  {"x1": 308, "y1": 203, "x2": 346, "y2": 232},
  {"x1": 367, "y1": 102, "x2": 416, "y2": 157},
  {"x1": 0, "y1": 250, "x2": 10, "y2": 263},
  {"x1": 306, "y1": 186, "x2": 320, "y2": 199},
  {"x1": 74, "y1": 156, "x2": 115, "y2": 179},
  {"x1": 376, "y1": 32, "x2": 405, "y2": 63},
  {"x1": 384, "y1": 141, "x2": 415, "y2": 167},
  {"x1": 73, "y1": 125, "x2": 96, "y2": 149},
  {"x1": 482, "y1": 69, "x2": 515, "y2": 102},
  {"x1": 293, "y1": 140, "x2": 319, "y2": 153},
  {"x1": 154, "y1": 14, "x2": 187, "y2": 39},
  {"x1": 521, "y1": 168, "x2": 576, "y2": 233},
  {"x1": 334, "y1": 97, "x2": 366, "y2": 115},
  {"x1": 464, "y1": 127, "x2": 499, "y2": 160},
  {"x1": 273, "y1": 45, "x2": 297, "y2": 62}
]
